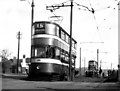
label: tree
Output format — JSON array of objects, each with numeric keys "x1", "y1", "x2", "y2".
[
  {"x1": 0, "y1": 49, "x2": 12, "y2": 73},
  {"x1": 0, "y1": 49, "x2": 11, "y2": 61}
]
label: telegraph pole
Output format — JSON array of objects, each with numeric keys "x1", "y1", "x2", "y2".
[
  {"x1": 111, "y1": 63, "x2": 113, "y2": 70},
  {"x1": 31, "y1": 0, "x2": 34, "y2": 57},
  {"x1": 84, "y1": 57, "x2": 86, "y2": 75},
  {"x1": 17, "y1": 31, "x2": 22, "y2": 73},
  {"x1": 46, "y1": 0, "x2": 74, "y2": 81},
  {"x1": 97, "y1": 49, "x2": 99, "y2": 72},
  {"x1": 79, "y1": 47, "x2": 81, "y2": 77},
  {"x1": 20, "y1": 0, "x2": 35, "y2": 58},
  {"x1": 69, "y1": 0, "x2": 73, "y2": 81}
]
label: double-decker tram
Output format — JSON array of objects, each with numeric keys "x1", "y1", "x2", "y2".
[{"x1": 28, "y1": 21, "x2": 77, "y2": 81}]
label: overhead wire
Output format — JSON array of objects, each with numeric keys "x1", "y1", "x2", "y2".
[
  {"x1": 87, "y1": 0, "x2": 99, "y2": 31},
  {"x1": 87, "y1": 0, "x2": 105, "y2": 43},
  {"x1": 95, "y1": 0, "x2": 118, "y2": 30},
  {"x1": 73, "y1": 1, "x2": 105, "y2": 43}
]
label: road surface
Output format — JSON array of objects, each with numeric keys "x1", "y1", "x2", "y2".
[{"x1": 1, "y1": 73, "x2": 120, "y2": 91}]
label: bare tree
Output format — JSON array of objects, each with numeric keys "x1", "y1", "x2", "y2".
[
  {"x1": 0, "y1": 49, "x2": 12, "y2": 61},
  {"x1": 0, "y1": 49, "x2": 12, "y2": 73}
]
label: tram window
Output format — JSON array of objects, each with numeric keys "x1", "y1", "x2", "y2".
[
  {"x1": 75, "y1": 43, "x2": 77, "y2": 49},
  {"x1": 46, "y1": 46, "x2": 55, "y2": 58},
  {"x1": 34, "y1": 47, "x2": 46, "y2": 58},
  {"x1": 31, "y1": 47, "x2": 35, "y2": 57},
  {"x1": 64, "y1": 34, "x2": 66, "y2": 42},
  {"x1": 65, "y1": 52, "x2": 69, "y2": 62},
  {"x1": 61, "y1": 31, "x2": 65, "y2": 40},
  {"x1": 68, "y1": 37, "x2": 70, "y2": 44},
  {"x1": 55, "y1": 48, "x2": 60, "y2": 59},
  {"x1": 72, "y1": 40, "x2": 75, "y2": 48},
  {"x1": 61, "y1": 50, "x2": 65, "y2": 62},
  {"x1": 72, "y1": 56, "x2": 75, "y2": 64},
  {"x1": 66, "y1": 35, "x2": 69, "y2": 43},
  {"x1": 32, "y1": 26, "x2": 35, "y2": 35},
  {"x1": 56, "y1": 26, "x2": 59, "y2": 37}
]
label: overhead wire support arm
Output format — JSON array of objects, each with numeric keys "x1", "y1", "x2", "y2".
[
  {"x1": 46, "y1": 0, "x2": 74, "y2": 12},
  {"x1": 73, "y1": 2, "x2": 94, "y2": 13},
  {"x1": 46, "y1": 4, "x2": 72, "y2": 11}
]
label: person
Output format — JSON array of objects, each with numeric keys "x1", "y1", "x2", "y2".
[
  {"x1": 99, "y1": 67, "x2": 102, "y2": 78},
  {"x1": 21, "y1": 55, "x2": 27, "y2": 74}
]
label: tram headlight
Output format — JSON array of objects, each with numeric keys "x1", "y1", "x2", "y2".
[{"x1": 36, "y1": 66, "x2": 40, "y2": 69}]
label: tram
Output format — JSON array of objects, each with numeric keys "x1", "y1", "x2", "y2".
[
  {"x1": 86, "y1": 60, "x2": 98, "y2": 77},
  {"x1": 28, "y1": 21, "x2": 77, "y2": 81}
]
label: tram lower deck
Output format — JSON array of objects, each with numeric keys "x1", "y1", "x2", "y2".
[{"x1": 28, "y1": 61, "x2": 69, "y2": 81}]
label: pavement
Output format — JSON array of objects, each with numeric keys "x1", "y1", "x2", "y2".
[{"x1": 1, "y1": 73, "x2": 120, "y2": 91}]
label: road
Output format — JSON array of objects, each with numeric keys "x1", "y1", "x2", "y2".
[{"x1": 1, "y1": 73, "x2": 120, "y2": 91}]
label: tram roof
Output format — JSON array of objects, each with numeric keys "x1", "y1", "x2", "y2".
[{"x1": 33, "y1": 21, "x2": 77, "y2": 43}]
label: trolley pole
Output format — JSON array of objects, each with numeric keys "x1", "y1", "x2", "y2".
[{"x1": 17, "y1": 31, "x2": 22, "y2": 73}]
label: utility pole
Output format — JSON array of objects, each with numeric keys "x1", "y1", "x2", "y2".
[
  {"x1": 20, "y1": 0, "x2": 35, "y2": 58},
  {"x1": 31, "y1": 0, "x2": 34, "y2": 57},
  {"x1": 111, "y1": 63, "x2": 112, "y2": 70},
  {"x1": 16, "y1": 31, "x2": 22, "y2": 73},
  {"x1": 69, "y1": 0, "x2": 73, "y2": 81},
  {"x1": 100, "y1": 60, "x2": 102, "y2": 68},
  {"x1": 84, "y1": 57, "x2": 86, "y2": 75},
  {"x1": 79, "y1": 47, "x2": 81, "y2": 77},
  {"x1": 46, "y1": 0, "x2": 73, "y2": 81},
  {"x1": 97, "y1": 49, "x2": 99, "y2": 72}
]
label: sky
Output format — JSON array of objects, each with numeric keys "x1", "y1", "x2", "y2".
[{"x1": 0, "y1": 0, "x2": 119, "y2": 69}]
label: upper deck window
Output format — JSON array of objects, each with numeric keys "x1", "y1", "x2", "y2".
[
  {"x1": 72, "y1": 40, "x2": 75, "y2": 48},
  {"x1": 61, "y1": 31, "x2": 65, "y2": 40},
  {"x1": 56, "y1": 26, "x2": 59, "y2": 37},
  {"x1": 64, "y1": 34, "x2": 69, "y2": 43}
]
